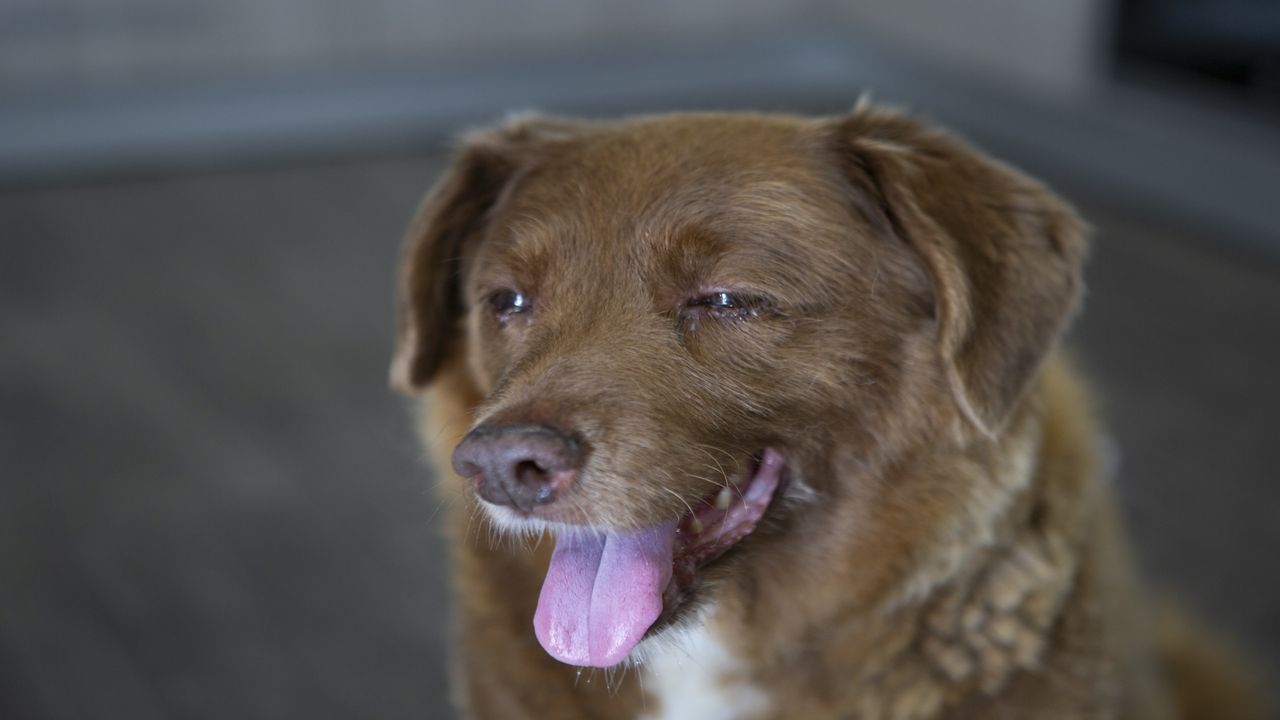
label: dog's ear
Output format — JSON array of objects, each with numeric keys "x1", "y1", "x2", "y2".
[
  {"x1": 835, "y1": 105, "x2": 1088, "y2": 436},
  {"x1": 390, "y1": 115, "x2": 588, "y2": 394}
]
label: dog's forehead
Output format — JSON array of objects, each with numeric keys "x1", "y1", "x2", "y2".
[
  {"x1": 488, "y1": 116, "x2": 861, "y2": 277},
  {"x1": 524, "y1": 114, "x2": 833, "y2": 206}
]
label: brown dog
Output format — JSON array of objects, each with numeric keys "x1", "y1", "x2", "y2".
[{"x1": 391, "y1": 105, "x2": 1268, "y2": 719}]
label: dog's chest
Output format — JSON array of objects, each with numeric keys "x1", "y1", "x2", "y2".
[{"x1": 638, "y1": 623, "x2": 770, "y2": 720}]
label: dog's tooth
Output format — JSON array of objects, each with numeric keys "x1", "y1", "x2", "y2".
[
  {"x1": 689, "y1": 517, "x2": 703, "y2": 534},
  {"x1": 715, "y1": 487, "x2": 733, "y2": 510}
]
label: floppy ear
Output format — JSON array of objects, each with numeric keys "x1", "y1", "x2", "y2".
[
  {"x1": 390, "y1": 115, "x2": 589, "y2": 394},
  {"x1": 389, "y1": 139, "x2": 516, "y2": 393},
  {"x1": 836, "y1": 105, "x2": 1088, "y2": 437}
]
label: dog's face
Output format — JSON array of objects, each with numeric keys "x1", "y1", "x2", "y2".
[{"x1": 392, "y1": 109, "x2": 1086, "y2": 668}]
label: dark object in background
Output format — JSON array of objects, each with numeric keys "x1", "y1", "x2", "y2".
[{"x1": 1117, "y1": 0, "x2": 1280, "y2": 118}]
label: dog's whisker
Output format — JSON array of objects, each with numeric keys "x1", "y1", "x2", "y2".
[
  {"x1": 701, "y1": 464, "x2": 736, "y2": 496},
  {"x1": 604, "y1": 665, "x2": 618, "y2": 696},
  {"x1": 428, "y1": 415, "x2": 469, "y2": 445},
  {"x1": 422, "y1": 485, "x2": 461, "y2": 526},
  {"x1": 661, "y1": 486, "x2": 696, "y2": 519},
  {"x1": 635, "y1": 659, "x2": 648, "y2": 711},
  {"x1": 464, "y1": 501, "x2": 488, "y2": 548},
  {"x1": 686, "y1": 470, "x2": 744, "y2": 504},
  {"x1": 690, "y1": 444, "x2": 730, "y2": 483}
]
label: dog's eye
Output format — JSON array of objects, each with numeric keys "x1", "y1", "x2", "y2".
[
  {"x1": 684, "y1": 291, "x2": 769, "y2": 321},
  {"x1": 488, "y1": 289, "x2": 532, "y2": 323},
  {"x1": 698, "y1": 292, "x2": 739, "y2": 310}
]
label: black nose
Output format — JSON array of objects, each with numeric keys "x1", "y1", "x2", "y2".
[{"x1": 451, "y1": 424, "x2": 583, "y2": 512}]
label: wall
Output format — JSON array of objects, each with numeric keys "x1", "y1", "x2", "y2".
[
  {"x1": 0, "y1": 0, "x2": 811, "y2": 98},
  {"x1": 821, "y1": 0, "x2": 1111, "y2": 98}
]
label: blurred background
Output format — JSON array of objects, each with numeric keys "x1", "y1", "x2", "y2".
[{"x1": 2, "y1": 1, "x2": 1277, "y2": 718}]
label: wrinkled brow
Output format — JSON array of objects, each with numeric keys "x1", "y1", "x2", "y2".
[{"x1": 650, "y1": 180, "x2": 873, "y2": 302}]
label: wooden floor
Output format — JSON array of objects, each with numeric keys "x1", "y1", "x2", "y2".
[{"x1": 1, "y1": 152, "x2": 1276, "y2": 719}]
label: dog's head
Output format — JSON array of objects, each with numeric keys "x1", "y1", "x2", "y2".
[{"x1": 392, "y1": 107, "x2": 1086, "y2": 668}]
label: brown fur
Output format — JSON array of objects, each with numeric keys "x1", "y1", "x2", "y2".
[{"x1": 392, "y1": 106, "x2": 1270, "y2": 719}]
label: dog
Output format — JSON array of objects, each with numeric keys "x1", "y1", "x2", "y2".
[{"x1": 390, "y1": 104, "x2": 1269, "y2": 719}]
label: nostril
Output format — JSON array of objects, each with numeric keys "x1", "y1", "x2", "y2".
[{"x1": 514, "y1": 460, "x2": 548, "y2": 486}]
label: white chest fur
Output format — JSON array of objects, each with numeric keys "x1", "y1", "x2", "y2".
[{"x1": 637, "y1": 620, "x2": 770, "y2": 720}]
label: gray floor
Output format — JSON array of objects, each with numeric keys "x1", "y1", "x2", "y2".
[{"x1": 1, "y1": 152, "x2": 1277, "y2": 719}]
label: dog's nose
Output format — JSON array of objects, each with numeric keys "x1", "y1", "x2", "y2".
[{"x1": 451, "y1": 424, "x2": 583, "y2": 512}]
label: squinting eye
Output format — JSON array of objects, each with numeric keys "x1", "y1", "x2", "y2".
[
  {"x1": 684, "y1": 290, "x2": 770, "y2": 320},
  {"x1": 488, "y1": 289, "x2": 532, "y2": 321},
  {"x1": 701, "y1": 292, "x2": 738, "y2": 309}
]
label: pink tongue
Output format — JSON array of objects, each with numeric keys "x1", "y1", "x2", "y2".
[{"x1": 533, "y1": 521, "x2": 677, "y2": 667}]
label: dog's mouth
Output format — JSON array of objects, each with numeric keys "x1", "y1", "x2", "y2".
[{"x1": 531, "y1": 448, "x2": 784, "y2": 668}]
